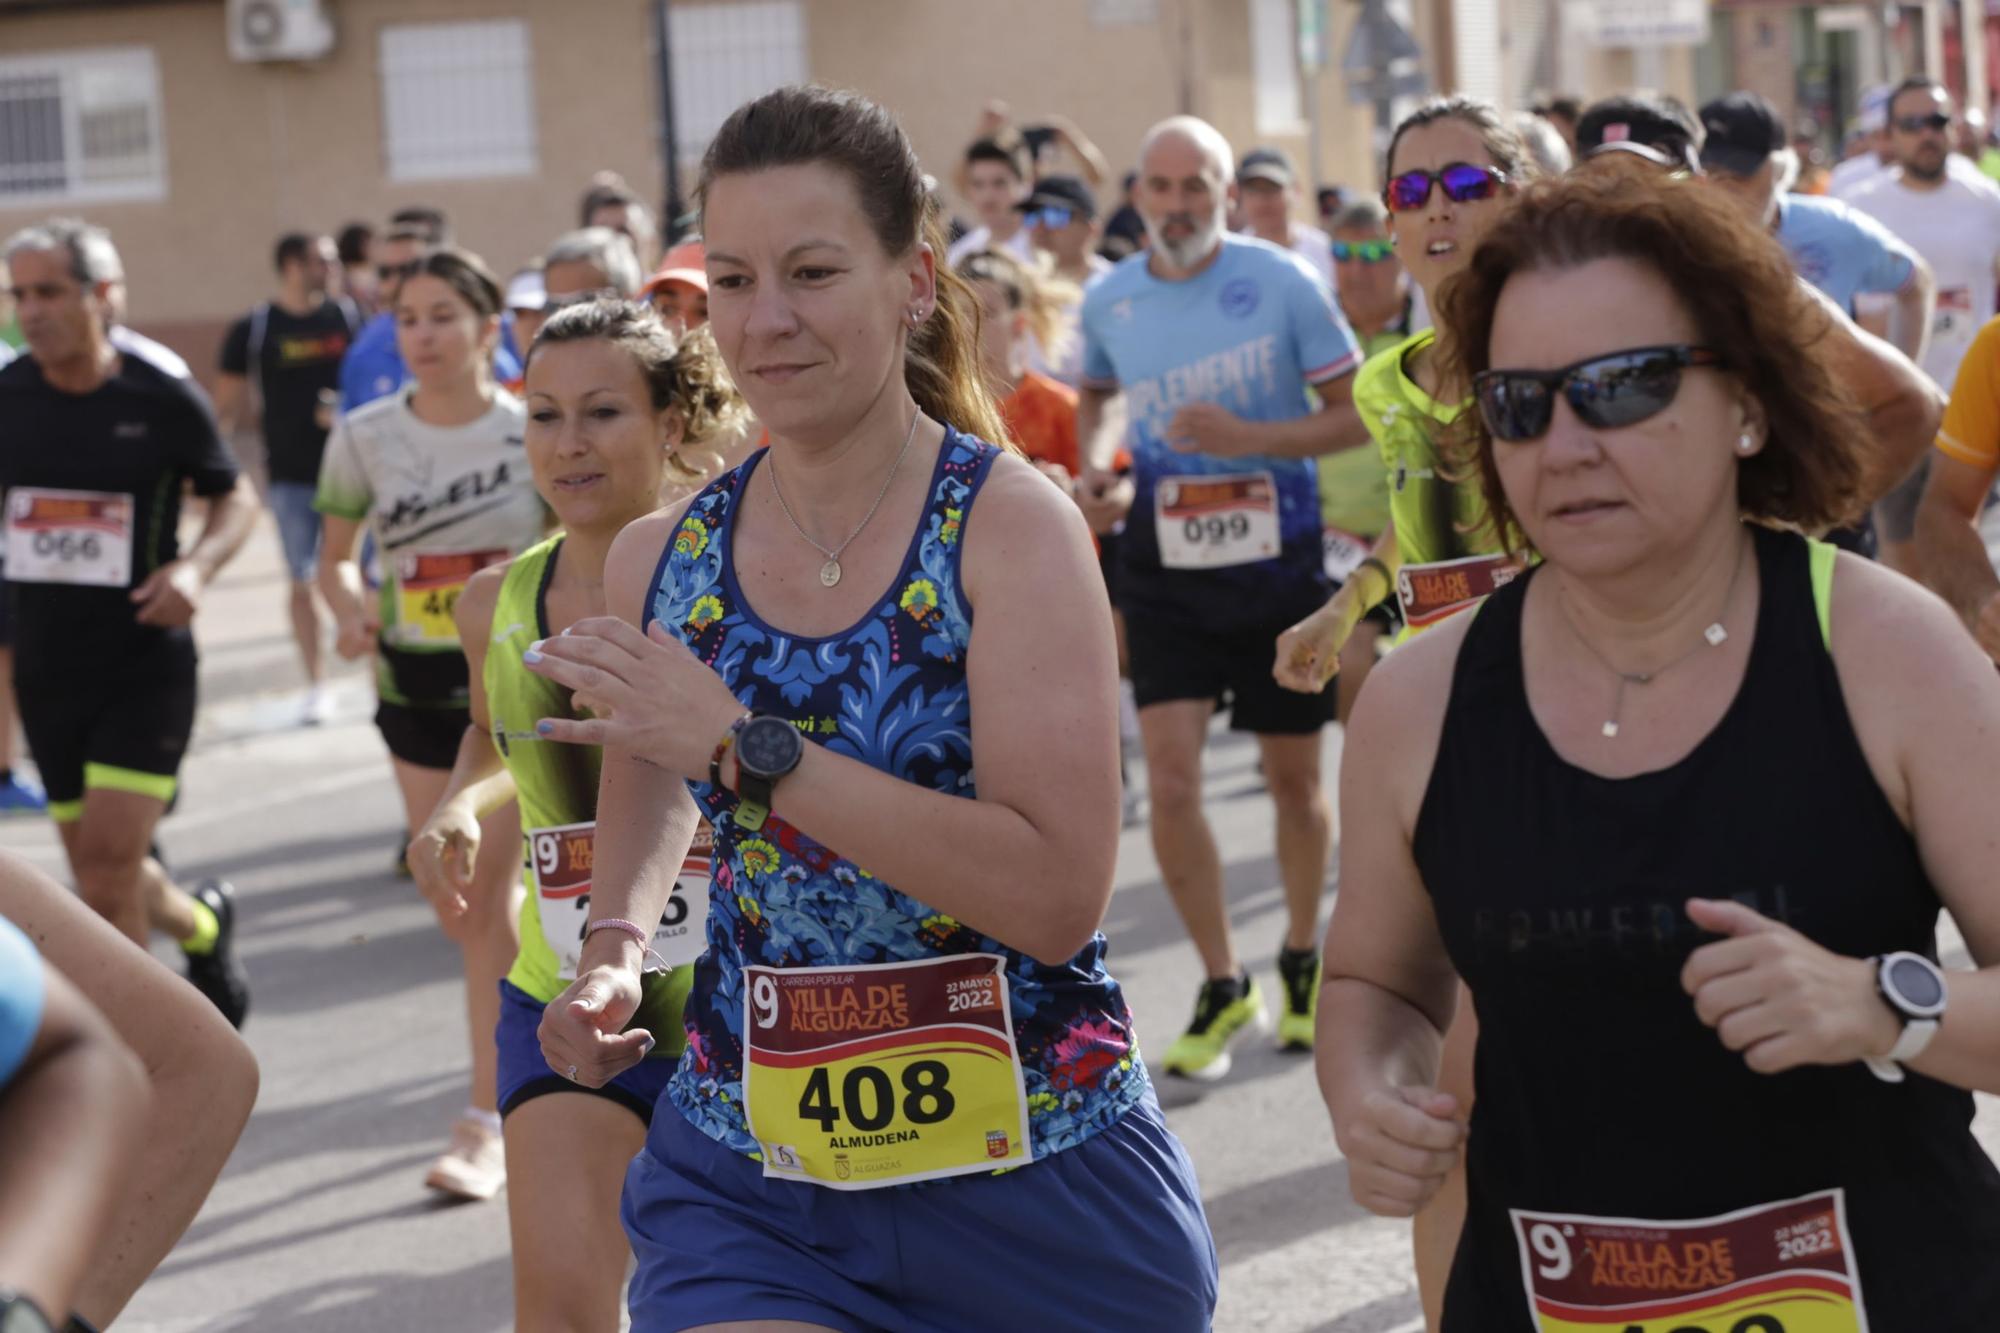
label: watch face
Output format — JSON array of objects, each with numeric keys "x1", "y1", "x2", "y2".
[
  {"x1": 739, "y1": 717, "x2": 802, "y2": 774},
  {"x1": 1889, "y1": 955, "x2": 1946, "y2": 1011}
]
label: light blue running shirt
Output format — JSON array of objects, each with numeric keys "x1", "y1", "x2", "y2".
[
  {"x1": 1080, "y1": 233, "x2": 1361, "y2": 628},
  {"x1": 1776, "y1": 192, "x2": 1919, "y2": 313},
  {"x1": 0, "y1": 915, "x2": 45, "y2": 1089}
]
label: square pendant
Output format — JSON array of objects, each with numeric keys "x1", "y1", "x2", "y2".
[
  {"x1": 1601, "y1": 720, "x2": 1620, "y2": 739},
  {"x1": 1704, "y1": 623, "x2": 1728, "y2": 647}
]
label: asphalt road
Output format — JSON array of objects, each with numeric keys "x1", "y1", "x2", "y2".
[{"x1": 6, "y1": 523, "x2": 1995, "y2": 1332}]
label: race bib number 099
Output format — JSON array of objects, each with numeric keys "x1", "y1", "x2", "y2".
[
  {"x1": 4, "y1": 488, "x2": 134, "y2": 587},
  {"x1": 393, "y1": 548, "x2": 510, "y2": 646},
  {"x1": 1511, "y1": 1190, "x2": 1868, "y2": 1331},
  {"x1": 743, "y1": 954, "x2": 1032, "y2": 1189},
  {"x1": 530, "y1": 820, "x2": 711, "y2": 979},
  {"x1": 1155, "y1": 472, "x2": 1281, "y2": 570}
]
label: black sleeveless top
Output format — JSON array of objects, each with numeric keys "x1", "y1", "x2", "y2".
[{"x1": 1416, "y1": 526, "x2": 2000, "y2": 1329}]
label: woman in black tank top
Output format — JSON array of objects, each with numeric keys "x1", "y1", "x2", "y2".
[{"x1": 1316, "y1": 170, "x2": 2000, "y2": 1329}]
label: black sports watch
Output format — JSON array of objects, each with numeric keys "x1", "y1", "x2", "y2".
[
  {"x1": 732, "y1": 714, "x2": 804, "y2": 832},
  {"x1": 0, "y1": 1292, "x2": 55, "y2": 1333}
]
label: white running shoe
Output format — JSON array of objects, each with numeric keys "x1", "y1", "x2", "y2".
[
  {"x1": 423, "y1": 1115, "x2": 506, "y2": 1201},
  {"x1": 299, "y1": 685, "x2": 328, "y2": 727}
]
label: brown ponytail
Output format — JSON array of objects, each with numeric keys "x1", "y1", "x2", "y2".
[{"x1": 910, "y1": 205, "x2": 1014, "y2": 449}]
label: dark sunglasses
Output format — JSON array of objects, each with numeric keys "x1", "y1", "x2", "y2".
[
  {"x1": 1382, "y1": 162, "x2": 1506, "y2": 213},
  {"x1": 1332, "y1": 238, "x2": 1395, "y2": 264},
  {"x1": 1894, "y1": 112, "x2": 1952, "y2": 133},
  {"x1": 377, "y1": 260, "x2": 419, "y2": 283},
  {"x1": 1473, "y1": 345, "x2": 1723, "y2": 442}
]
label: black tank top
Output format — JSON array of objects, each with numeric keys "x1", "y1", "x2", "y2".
[{"x1": 1416, "y1": 526, "x2": 2000, "y2": 1330}]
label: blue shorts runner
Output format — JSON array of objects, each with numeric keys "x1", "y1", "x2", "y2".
[
  {"x1": 494, "y1": 979, "x2": 674, "y2": 1123},
  {"x1": 623, "y1": 1085, "x2": 1218, "y2": 1332}
]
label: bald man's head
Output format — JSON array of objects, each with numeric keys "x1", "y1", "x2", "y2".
[{"x1": 1135, "y1": 116, "x2": 1233, "y2": 272}]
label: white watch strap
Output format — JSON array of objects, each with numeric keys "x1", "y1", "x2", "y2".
[
  {"x1": 1864, "y1": 1018, "x2": 1940, "y2": 1082},
  {"x1": 1889, "y1": 1016, "x2": 1940, "y2": 1063}
]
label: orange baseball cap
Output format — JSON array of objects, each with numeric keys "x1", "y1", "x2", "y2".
[{"x1": 641, "y1": 240, "x2": 707, "y2": 298}]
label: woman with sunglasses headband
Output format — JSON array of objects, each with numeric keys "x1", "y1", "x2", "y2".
[
  {"x1": 1319, "y1": 168, "x2": 2000, "y2": 1328},
  {"x1": 1275, "y1": 97, "x2": 1530, "y2": 717}
]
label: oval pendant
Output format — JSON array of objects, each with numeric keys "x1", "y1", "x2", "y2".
[{"x1": 819, "y1": 559, "x2": 842, "y2": 588}]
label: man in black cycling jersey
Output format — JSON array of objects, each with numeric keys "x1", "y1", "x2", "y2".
[{"x1": 0, "y1": 218, "x2": 258, "y2": 1026}]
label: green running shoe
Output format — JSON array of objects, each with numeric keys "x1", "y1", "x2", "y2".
[
  {"x1": 1161, "y1": 974, "x2": 1266, "y2": 1081},
  {"x1": 1276, "y1": 946, "x2": 1322, "y2": 1051}
]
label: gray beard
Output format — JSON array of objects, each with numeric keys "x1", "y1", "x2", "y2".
[{"x1": 1147, "y1": 214, "x2": 1223, "y2": 270}]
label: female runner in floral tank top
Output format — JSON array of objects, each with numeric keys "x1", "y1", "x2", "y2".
[{"x1": 526, "y1": 85, "x2": 1216, "y2": 1332}]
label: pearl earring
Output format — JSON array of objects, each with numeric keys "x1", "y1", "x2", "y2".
[{"x1": 1737, "y1": 432, "x2": 1757, "y2": 455}]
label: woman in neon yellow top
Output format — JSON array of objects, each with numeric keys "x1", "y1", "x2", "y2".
[
  {"x1": 1275, "y1": 97, "x2": 1537, "y2": 694},
  {"x1": 408, "y1": 298, "x2": 744, "y2": 1332}
]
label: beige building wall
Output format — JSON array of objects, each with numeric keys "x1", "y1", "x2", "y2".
[{"x1": 0, "y1": 0, "x2": 663, "y2": 369}]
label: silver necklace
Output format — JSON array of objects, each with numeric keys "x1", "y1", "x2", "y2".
[
  {"x1": 1555, "y1": 538, "x2": 1748, "y2": 740},
  {"x1": 766, "y1": 411, "x2": 921, "y2": 588}
]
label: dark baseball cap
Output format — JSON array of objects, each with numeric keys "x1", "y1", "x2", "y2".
[
  {"x1": 1576, "y1": 94, "x2": 1704, "y2": 173},
  {"x1": 1699, "y1": 92, "x2": 1785, "y2": 177},
  {"x1": 1015, "y1": 174, "x2": 1098, "y2": 221},
  {"x1": 1237, "y1": 147, "x2": 1297, "y2": 188}
]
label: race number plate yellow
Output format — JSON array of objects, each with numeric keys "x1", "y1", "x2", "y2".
[
  {"x1": 392, "y1": 548, "x2": 510, "y2": 645},
  {"x1": 743, "y1": 953, "x2": 1033, "y2": 1189},
  {"x1": 1511, "y1": 1189, "x2": 1868, "y2": 1331}
]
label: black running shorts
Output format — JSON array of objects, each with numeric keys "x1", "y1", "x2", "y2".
[
  {"x1": 17, "y1": 649, "x2": 197, "y2": 821},
  {"x1": 1125, "y1": 609, "x2": 1337, "y2": 735}
]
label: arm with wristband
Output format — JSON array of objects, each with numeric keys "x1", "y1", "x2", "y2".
[
  {"x1": 1274, "y1": 523, "x2": 1401, "y2": 694},
  {"x1": 535, "y1": 510, "x2": 708, "y2": 1089}
]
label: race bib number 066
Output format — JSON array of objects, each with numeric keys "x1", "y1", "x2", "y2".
[
  {"x1": 1511, "y1": 1189, "x2": 1868, "y2": 1332},
  {"x1": 743, "y1": 953, "x2": 1033, "y2": 1190},
  {"x1": 4, "y1": 488, "x2": 134, "y2": 588}
]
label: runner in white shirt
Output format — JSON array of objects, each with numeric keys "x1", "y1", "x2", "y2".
[
  {"x1": 945, "y1": 136, "x2": 1036, "y2": 268},
  {"x1": 1236, "y1": 147, "x2": 1335, "y2": 294},
  {"x1": 1846, "y1": 76, "x2": 2000, "y2": 576}
]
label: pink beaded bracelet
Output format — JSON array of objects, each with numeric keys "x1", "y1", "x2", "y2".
[{"x1": 584, "y1": 918, "x2": 672, "y2": 973}]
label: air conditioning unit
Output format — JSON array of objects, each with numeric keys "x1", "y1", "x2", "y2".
[{"x1": 228, "y1": 0, "x2": 335, "y2": 63}]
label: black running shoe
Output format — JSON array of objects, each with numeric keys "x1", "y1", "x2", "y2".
[{"x1": 184, "y1": 879, "x2": 250, "y2": 1029}]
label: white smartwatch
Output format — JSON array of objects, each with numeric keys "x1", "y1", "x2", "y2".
[{"x1": 1864, "y1": 951, "x2": 1947, "y2": 1084}]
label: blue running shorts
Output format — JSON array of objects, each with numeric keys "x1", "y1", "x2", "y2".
[
  {"x1": 623, "y1": 1084, "x2": 1218, "y2": 1332},
  {"x1": 494, "y1": 979, "x2": 674, "y2": 1124}
]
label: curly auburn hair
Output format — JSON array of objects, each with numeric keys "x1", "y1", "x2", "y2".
[
  {"x1": 1436, "y1": 168, "x2": 1870, "y2": 548},
  {"x1": 526, "y1": 298, "x2": 749, "y2": 488}
]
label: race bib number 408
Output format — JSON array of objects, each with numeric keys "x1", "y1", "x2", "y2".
[
  {"x1": 4, "y1": 488, "x2": 134, "y2": 587},
  {"x1": 530, "y1": 820, "x2": 711, "y2": 980},
  {"x1": 743, "y1": 954, "x2": 1033, "y2": 1190},
  {"x1": 1511, "y1": 1190, "x2": 1869, "y2": 1332},
  {"x1": 1155, "y1": 471, "x2": 1280, "y2": 570}
]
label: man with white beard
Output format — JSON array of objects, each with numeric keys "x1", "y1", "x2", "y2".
[{"x1": 1073, "y1": 114, "x2": 1369, "y2": 1082}]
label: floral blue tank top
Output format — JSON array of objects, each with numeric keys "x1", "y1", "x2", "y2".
[{"x1": 647, "y1": 428, "x2": 1150, "y2": 1165}]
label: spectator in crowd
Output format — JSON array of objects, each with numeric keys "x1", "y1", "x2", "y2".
[
  {"x1": 639, "y1": 239, "x2": 708, "y2": 330},
  {"x1": 1512, "y1": 110, "x2": 1573, "y2": 177},
  {"x1": 1017, "y1": 174, "x2": 1107, "y2": 385},
  {"x1": 543, "y1": 227, "x2": 643, "y2": 306},
  {"x1": 946, "y1": 136, "x2": 1035, "y2": 267},
  {"x1": 336, "y1": 221, "x2": 376, "y2": 315},
  {"x1": 1328, "y1": 197, "x2": 1422, "y2": 361},
  {"x1": 1831, "y1": 88, "x2": 1896, "y2": 198},
  {"x1": 1101, "y1": 169, "x2": 1149, "y2": 262},
  {"x1": 505, "y1": 263, "x2": 548, "y2": 361},
  {"x1": 214, "y1": 232, "x2": 362, "y2": 727},
  {"x1": 1236, "y1": 146, "x2": 1335, "y2": 292},
  {"x1": 1530, "y1": 93, "x2": 1582, "y2": 151},
  {"x1": 580, "y1": 172, "x2": 661, "y2": 270}
]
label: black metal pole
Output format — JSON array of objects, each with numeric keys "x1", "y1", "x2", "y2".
[{"x1": 655, "y1": 0, "x2": 688, "y2": 242}]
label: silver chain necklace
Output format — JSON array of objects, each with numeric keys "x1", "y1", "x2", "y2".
[
  {"x1": 1555, "y1": 537, "x2": 1748, "y2": 740},
  {"x1": 766, "y1": 411, "x2": 922, "y2": 588}
]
